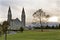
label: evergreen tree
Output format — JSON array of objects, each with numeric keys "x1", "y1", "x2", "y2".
[{"x1": 2, "y1": 21, "x2": 9, "y2": 33}]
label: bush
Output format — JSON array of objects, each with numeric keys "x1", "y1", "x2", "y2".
[
  {"x1": 20, "y1": 27, "x2": 24, "y2": 32},
  {"x1": 33, "y1": 27, "x2": 40, "y2": 29}
]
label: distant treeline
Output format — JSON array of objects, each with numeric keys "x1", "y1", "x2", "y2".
[{"x1": 33, "y1": 24, "x2": 60, "y2": 29}]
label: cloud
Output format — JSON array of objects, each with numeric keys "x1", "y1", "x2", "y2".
[{"x1": 0, "y1": 0, "x2": 60, "y2": 23}]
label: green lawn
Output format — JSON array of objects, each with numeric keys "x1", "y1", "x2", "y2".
[{"x1": 0, "y1": 29, "x2": 60, "y2": 40}]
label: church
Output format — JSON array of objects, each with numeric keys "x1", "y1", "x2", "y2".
[{"x1": 7, "y1": 6, "x2": 26, "y2": 30}]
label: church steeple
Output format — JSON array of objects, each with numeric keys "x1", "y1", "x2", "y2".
[
  {"x1": 22, "y1": 8, "x2": 25, "y2": 14},
  {"x1": 21, "y1": 8, "x2": 26, "y2": 27},
  {"x1": 8, "y1": 6, "x2": 12, "y2": 23}
]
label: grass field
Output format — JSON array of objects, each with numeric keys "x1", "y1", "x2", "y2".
[{"x1": 0, "y1": 29, "x2": 60, "y2": 40}]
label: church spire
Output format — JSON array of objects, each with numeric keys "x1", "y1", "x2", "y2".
[
  {"x1": 21, "y1": 7, "x2": 26, "y2": 27},
  {"x1": 22, "y1": 8, "x2": 25, "y2": 15},
  {"x1": 8, "y1": 6, "x2": 11, "y2": 13},
  {"x1": 8, "y1": 6, "x2": 12, "y2": 23}
]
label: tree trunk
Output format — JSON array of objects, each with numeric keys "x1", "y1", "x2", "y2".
[{"x1": 4, "y1": 31, "x2": 7, "y2": 40}]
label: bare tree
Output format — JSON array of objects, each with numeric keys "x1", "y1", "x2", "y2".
[{"x1": 33, "y1": 9, "x2": 50, "y2": 32}]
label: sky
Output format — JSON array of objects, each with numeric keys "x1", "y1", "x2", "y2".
[{"x1": 0, "y1": 0, "x2": 60, "y2": 23}]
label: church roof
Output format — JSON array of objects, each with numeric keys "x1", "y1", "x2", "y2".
[{"x1": 10, "y1": 18, "x2": 22, "y2": 24}]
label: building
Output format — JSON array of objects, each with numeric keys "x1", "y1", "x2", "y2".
[{"x1": 7, "y1": 6, "x2": 26, "y2": 30}]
